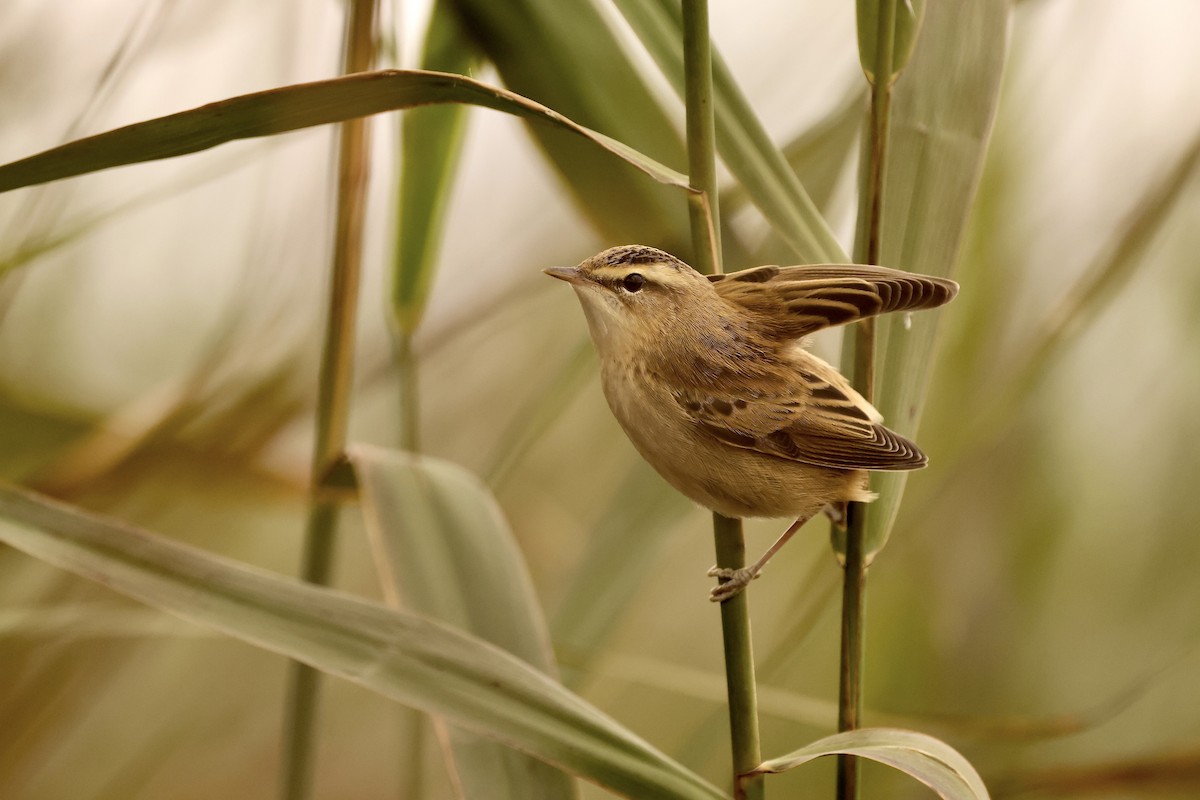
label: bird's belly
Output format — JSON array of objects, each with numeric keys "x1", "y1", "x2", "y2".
[{"x1": 599, "y1": 365, "x2": 869, "y2": 519}]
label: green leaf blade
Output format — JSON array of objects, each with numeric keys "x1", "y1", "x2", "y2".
[
  {"x1": 0, "y1": 482, "x2": 723, "y2": 800},
  {"x1": 752, "y1": 727, "x2": 989, "y2": 800},
  {"x1": 862, "y1": 0, "x2": 1010, "y2": 557},
  {"x1": 613, "y1": 0, "x2": 849, "y2": 262},
  {"x1": 449, "y1": 0, "x2": 693, "y2": 249},
  {"x1": 0, "y1": 70, "x2": 691, "y2": 196},
  {"x1": 351, "y1": 445, "x2": 555, "y2": 672},
  {"x1": 393, "y1": 6, "x2": 482, "y2": 336},
  {"x1": 351, "y1": 444, "x2": 574, "y2": 799},
  {"x1": 857, "y1": 0, "x2": 926, "y2": 86}
]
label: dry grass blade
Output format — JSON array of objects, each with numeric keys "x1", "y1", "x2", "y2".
[
  {"x1": 922, "y1": 127, "x2": 1200, "y2": 473},
  {"x1": 0, "y1": 147, "x2": 263, "y2": 283},
  {"x1": 1007, "y1": 130, "x2": 1200, "y2": 412},
  {"x1": 282, "y1": 4, "x2": 378, "y2": 798},
  {"x1": 3, "y1": 0, "x2": 171, "y2": 249}
]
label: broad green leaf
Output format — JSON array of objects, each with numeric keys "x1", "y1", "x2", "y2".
[
  {"x1": 0, "y1": 481, "x2": 723, "y2": 800},
  {"x1": 448, "y1": 0, "x2": 692, "y2": 251},
  {"x1": 750, "y1": 727, "x2": 989, "y2": 800},
  {"x1": 485, "y1": 337, "x2": 596, "y2": 487},
  {"x1": 0, "y1": 70, "x2": 691, "y2": 196},
  {"x1": 351, "y1": 448, "x2": 554, "y2": 672},
  {"x1": 771, "y1": 90, "x2": 866, "y2": 217},
  {"x1": 551, "y1": 460, "x2": 692, "y2": 675},
  {"x1": 852, "y1": 0, "x2": 1010, "y2": 558},
  {"x1": 393, "y1": 4, "x2": 482, "y2": 336},
  {"x1": 349, "y1": 444, "x2": 576, "y2": 800},
  {"x1": 612, "y1": 0, "x2": 848, "y2": 262},
  {"x1": 732, "y1": 90, "x2": 866, "y2": 265},
  {"x1": 857, "y1": 0, "x2": 926, "y2": 86}
]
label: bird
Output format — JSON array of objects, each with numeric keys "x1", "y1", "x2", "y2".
[{"x1": 545, "y1": 244, "x2": 958, "y2": 601}]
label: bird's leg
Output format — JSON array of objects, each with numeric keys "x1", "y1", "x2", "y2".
[
  {"x1": 823, "y1": 501, "x2": 849, "y2": 529},
  {"x1": 708, "y1": 514, "x2": 813, "y2": 602}
]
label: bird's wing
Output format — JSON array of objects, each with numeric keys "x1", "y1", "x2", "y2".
[
  {"x1": 673, "y1": 351, "x2": 926, "y2": 471},
  {"x1": 708, "y1": 263, "x2": 958, "y2": 340}
]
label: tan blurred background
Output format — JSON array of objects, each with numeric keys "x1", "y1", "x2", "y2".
[{"x1": 1, "y1": 1, "x2": 1199, "y2": 798}]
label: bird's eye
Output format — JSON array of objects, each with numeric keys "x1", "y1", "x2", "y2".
[{"x1": 622, "y1": 273, "x2": 645, "y2": 293}]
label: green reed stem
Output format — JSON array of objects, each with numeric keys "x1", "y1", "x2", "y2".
[
  {"x1": 713, "y1": 513, "x2": 764, "y2": 800},
  {"x1": 280, "y1": 2, "x2": 377, "y2": 798},
  {"x1": 683, "y1": 0, "x2": 721, "y2": 272},
  {"x1": 396, "y1": 332, "x2": 420, "y2": 452},
  {"x1": 836, "y1": 499, "x2": 868, "y2": 800},
  {"x1": 839, "y1": 4, "x2": 897, "y2": 800},
  {"x1": 683, "y1": 2, "x2": 762, "y2": 798}
]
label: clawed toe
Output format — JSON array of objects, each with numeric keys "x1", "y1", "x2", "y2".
[
  {"x1": 707, "y1": 566, "x2": 760, "y2": 602},
  {"x1": 823, "y1": 502, "x2": 847, "y2": 528}
]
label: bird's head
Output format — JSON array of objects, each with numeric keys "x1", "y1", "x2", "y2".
[{"x1": 544, "y1": 245, "x2": 713, "y2": 352}]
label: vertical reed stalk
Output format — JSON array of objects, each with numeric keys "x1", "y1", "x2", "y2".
[
  {"x1": 396, "y1": 333, "x2": 420, "y2": 452},
  {"x1": 839, "y1": 3, "x2": 897, "y2": 799},
  {"x1": 682, "y1": 2, "x2": 721, "y2": 267},
  {"x1": 835, "y1": 501, "x2": 868, "y2": 800},
  {"x1": 682, "y1": 3, "x2": 762, "y2": 798},
  {"x1": 280, "y1": 2, "x2": 377, "y2": 798},
  {"x1": 712, "y1": 513, "x2": 763, "y2": 800}
]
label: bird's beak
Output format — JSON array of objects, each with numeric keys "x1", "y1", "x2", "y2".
[{"x1": 543, "y1": 266, "x2": 583, "y2": 284}]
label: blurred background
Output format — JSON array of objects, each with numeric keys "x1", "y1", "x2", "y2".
[{"x1": 1, "y1": 0, "x2": 1199, "y2": 797}]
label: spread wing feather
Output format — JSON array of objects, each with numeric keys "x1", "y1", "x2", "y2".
[
  {"x1": 674, "y1": 353, "x2": 927, "y2": 471},
  {"x1": 708, "y1": 264, "x2": 958, "y2": 339}
]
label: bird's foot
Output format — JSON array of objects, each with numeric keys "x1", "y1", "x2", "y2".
[
  {"x1": 823, "y1": 502, "x2": 848, "y2": 529},
  {"x1": 706, "y1": 566, "x2": 760, "y2": 602}
]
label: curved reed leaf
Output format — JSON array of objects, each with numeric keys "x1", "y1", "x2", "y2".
[
  {"x1": 393, "y1": 6, "x2": 482, "y2": 337},
  {"x1": 550, "y1": 460, "x2": 692, "y2": 676},
  {"x1": 351, "y1": 444, "x2": 576, "y2": 800},
  {"x1": 0, "y1": 70, "x2": 691, "y2": 196},
  {"x1": 612, "y1": 0, "x2": 848, "y2": 263},
  {"x1": 448, "y1": 0, "x2": 692, "y2": 250},
  {"x1": 0, "y1": 481, "x2": 723, "y2": 800},
  {"x1": 484, "y1": 336, "x2": 596, "y2": 487},
  {"x1": 750, "y1": 727, "x2": 989, "y2": 800},
  {"x1": 856, "y1": 0, "x2": 926, "y2": 86},
  {"x1": 724, "y1": 88, "x2": 865, "y2": 228},
  {"x1": 854, "y1": 0, "x2": 1010, "y2": 558}
]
